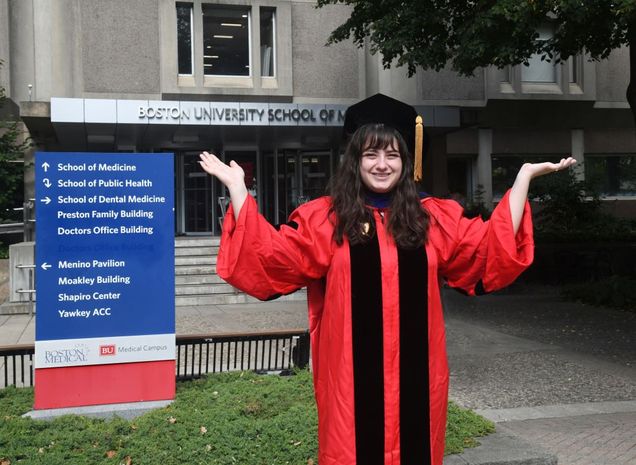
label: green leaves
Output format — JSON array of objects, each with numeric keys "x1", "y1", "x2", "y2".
[
  {"x1": 0, "y1": 59, "x2": 30, "y2": 223},
  {"x1": 316, "y1": 0, "x2": 636, "y2": 76},
  {"x1": 445, "y1": 401, "x2": 495, "y2": 454}
]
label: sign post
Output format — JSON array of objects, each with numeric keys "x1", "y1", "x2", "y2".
[{"x1": 34, "y1": 152, "x2": 175, "y2": 409}]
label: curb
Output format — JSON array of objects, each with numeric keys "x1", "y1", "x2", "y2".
[
  {"x1": 444, "y1": 431, "x2": 557, "y2": 465},
  {"x1": 23, "y1": 400, "x2": 174, "y2": 421}
]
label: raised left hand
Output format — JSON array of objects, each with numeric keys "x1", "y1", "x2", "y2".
[{"x1": 519, "y1": 157, "x2": 577, "y2": 180}]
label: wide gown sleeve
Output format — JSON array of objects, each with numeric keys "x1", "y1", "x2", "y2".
[
  {"x1": 426, "y1": 189, "x2": 534, "y2": 296},
  {"x1": 216, "y1": 195, "x2": 333, "y2": 300}
]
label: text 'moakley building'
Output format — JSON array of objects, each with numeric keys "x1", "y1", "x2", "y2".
[{"x1": 4, "y1": 0, "x2": 636, "y2": 238}]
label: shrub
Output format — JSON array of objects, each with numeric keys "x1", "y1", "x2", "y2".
[
  {"x1": 562, "y1": 275, "x2": 636, "y2": 313},
  {"x1": 530, "y1": 170, "x2": 636, "y2": 242}
]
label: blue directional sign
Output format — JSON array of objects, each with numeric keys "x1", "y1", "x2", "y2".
[{"x1": 35, "y1": 153, "x2": 175, "y2": 368}]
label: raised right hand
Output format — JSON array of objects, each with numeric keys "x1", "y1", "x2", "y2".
[
  {"x1": 199, "y1": 151, "x2": 246, "y2": 192},
  {"x1": 199, "y1": 151, "x2": 248, "y2": 220}
]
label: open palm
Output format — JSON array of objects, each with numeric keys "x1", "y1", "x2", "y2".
[
  {"x1": 199, "y1": 151, "x2": 245, "y2": 191},
  {"x1": 521, "y1": 157, "x2": 577, "y2": 179}
]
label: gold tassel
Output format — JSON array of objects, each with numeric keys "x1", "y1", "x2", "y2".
[{"x1": 414, "y1": 115, "x2": 423, "y2": 182}]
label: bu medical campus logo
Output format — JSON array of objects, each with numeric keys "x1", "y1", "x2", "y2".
[{"x1": 99, "y1": 344, "x2": 117, "y2": 356}]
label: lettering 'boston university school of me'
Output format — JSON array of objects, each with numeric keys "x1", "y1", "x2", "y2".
[{"x1": 138, "y1": 104, "x2": 346, "y2": 125}]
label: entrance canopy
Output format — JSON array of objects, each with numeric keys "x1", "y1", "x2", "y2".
[{"x1": 43, "y1": 98, "x2": 460, "y2": 152}]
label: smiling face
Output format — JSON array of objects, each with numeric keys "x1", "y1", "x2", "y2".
[{"x1": 359, "y1": 139, "x2": 403, "y2": 194}]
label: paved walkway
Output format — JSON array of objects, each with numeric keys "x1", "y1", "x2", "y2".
[
  {"x1": 444, "y1": 285, "x2": 636, "y2": 465},
  {"x1": 1, "y1": 283, "x2": 635, "y2": 464},
  {"x1": 499, "y1": 411, "x2": 636, "y2": 465}
]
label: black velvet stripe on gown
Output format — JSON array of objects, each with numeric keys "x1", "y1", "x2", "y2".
[
  {"x1": 398, "y1": 245, "x2": 431, "y2": 465},
  {"x1": 350, "y1": 237, "x2": 385, "y2": 465}
]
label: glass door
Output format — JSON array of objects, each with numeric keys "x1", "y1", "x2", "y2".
[
  {"x1": 277, "y1": 150, "x2": 332, "y2": 221},
  {"x1": 263, "y1": 150, "x2": 286, "y2": 224},
  {"x1": 215, "y1": 151, "x2": 258, "y2": 234},
  {"x1": 299, "y1": 151, "x2": 331, "y2": 202},
  {"x1": 181, "y1": 152, "x2": 213, "y2": 233}
]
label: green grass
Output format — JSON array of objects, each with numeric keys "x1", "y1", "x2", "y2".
[
  {"x1": 0, "y1": 370, "x2": 494, "y2": 464},
  {"x1": 445, "y1": 401, "x2": 495, "y2": 453},
  {"x1": 562, "y1": 275, "x2": 636, "y2": 313}
]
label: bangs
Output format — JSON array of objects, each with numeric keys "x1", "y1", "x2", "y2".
[{"x1": 360, "y1": 124, "x2": 400, "y2": 153}]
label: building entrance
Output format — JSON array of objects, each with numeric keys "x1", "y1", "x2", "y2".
[
  {"x1": 177, "y1": 149, "x2": 333, "y2": 235},
  {"x1": 263, "y1": 150, "x2": 333, "y2": 225},
  {"x1": 177, "y1": 152, "x2": 214, "y2": 234}
]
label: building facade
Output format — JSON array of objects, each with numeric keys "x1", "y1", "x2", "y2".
[{"x1": 2, "y1": 0, "x2": 635, "y2": 237}]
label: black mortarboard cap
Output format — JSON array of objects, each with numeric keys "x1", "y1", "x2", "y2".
[{"x1": 343, "y1": 93, "x2": 425, "y2": 181}]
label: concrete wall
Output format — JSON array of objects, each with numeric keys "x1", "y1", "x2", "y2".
[
  {"x1": 596, "y1": 47, "x2": 630, "y2": 104},
  {"x1": 493, "y1": 128, "x2": 571, "y2": 154},
  {"x1": 418, "y1": 66, "x2": 484, "y2": 104},
  {"x1": 366, "y1": 59, "x2": 418, "y2": 103},
  {"x1": 585, "y1": 128, "x2": 636, "y2": 153},
  {"x1": 447, "y1": 128, "x2": 478, "y2": 154},
  {"x1": 81, "y1": 0, "x2": 161, "y2": 94},
  {"x1": 291, "y1": 2, "x2": 359, "y2": 100},
  {"x1": 0, "y1": 0, "x2": 10, "y2": 98},
  {"x1": 8, "y1": 0, "x2": 89, "y2": 102},
  {"x1": 50, "y1": 0, "x2": 83, "y2": 98},
  {"x1": 8, "y1": 0, "x2": 35, "y2": 105},
  {"x1": 8, "y1": 0, "x2": 77, "y2": 104}
]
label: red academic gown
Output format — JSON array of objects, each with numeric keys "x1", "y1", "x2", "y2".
[{"x1": 217, "y1": 191, "x2": 534, "y2": 465}]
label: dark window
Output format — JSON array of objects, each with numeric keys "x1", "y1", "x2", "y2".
[
  {"x1": 492, "y1": 154, "x2": 562, "y2": 196},
  {"x1": 202, "y1": 5, "x2": 250, "y2": 76},
  {"x1": 585, "y1": 155, "x2": 636, "y2": 196},
  {"x1": 260, "y1": 8, "x2": 275, "y2": 77},
  {"x1": 521, "y1": 24, "x2": 556, "y2": 83},
  {"x1": 176, "y1": 3, "x2": 193, "y2": 75}
]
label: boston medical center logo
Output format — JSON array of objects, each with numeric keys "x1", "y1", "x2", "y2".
[{"x1": 44, "y1": 343, "x2": 90, "y2": 365}]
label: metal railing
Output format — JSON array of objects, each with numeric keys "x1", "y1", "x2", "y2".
[
  {"x1": 0, "y1": 329, "x2": 310, "y2": 388},
  {"x1": 0, "y1": 199, "x2": 35, "y2": 241},
  {"x1": 0, "y1": 222, "x2": 24, "y2": 234},
  {"x1": 176, "y1": 329, "x2": 310, "y2": 380},
  {"x1": 14, "y1": 263, "x2": 36, "y2": 315},
  {"x1": 0, "y1": 344, "x2": 34, "y2": 388}
]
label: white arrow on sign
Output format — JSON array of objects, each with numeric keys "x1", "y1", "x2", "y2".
[
  {"x1": 40, "y1": 197, "x2": 51, "y2": 205},
  {"x1": 42, "y1": 162, "x2": 50, "y2": 172},
  {"x1": 43, "y1": 178, "x2": 52, "y2": 188},
  {"x1": 41, "y1": 263, "x2": 52, "y2": 271}
]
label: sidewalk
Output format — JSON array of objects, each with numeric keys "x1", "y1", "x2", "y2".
[
  {"x1": 1, "y1": 283, "x2": 635, "y2": 464},
  {"x1": 0, "y1": 301, "x2": 309, "y2": 346},
  {"x1": 444, "y1": 285, "x2": 636, "y2": 465}
]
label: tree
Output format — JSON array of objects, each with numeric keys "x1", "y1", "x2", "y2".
[
  {"x1": 317, "y1": 0, "x2": 636, "y2": 120},
  {"x1": 0, "y1": 59, "x2": 29, "y2": 222}
]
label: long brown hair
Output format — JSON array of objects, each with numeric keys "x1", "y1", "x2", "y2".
[{"x1": 329, "y1": 124, "x2": 429, "y2": 248}]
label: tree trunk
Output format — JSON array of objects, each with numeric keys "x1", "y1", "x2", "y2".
[{"x1": 626, "y1": 25, "x2": 636, "y2": 124}]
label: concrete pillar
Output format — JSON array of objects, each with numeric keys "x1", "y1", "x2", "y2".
[
  {"x1": 9, "y1": 241, "x2": 34, "y2": 302},
  {"x1": 571, "y1": 129, "x2": 585, "y2": 181},
  {"x1": 0, "y1": 0, "x2": 10, "y2": 95},
  {"x1": 477, "y1": 128, "x2": 493, "y2": 207}
]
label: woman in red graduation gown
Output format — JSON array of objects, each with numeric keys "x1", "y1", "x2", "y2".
[{"x1": 199, "y1": 124, "x2": 575, "y2": 465}]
